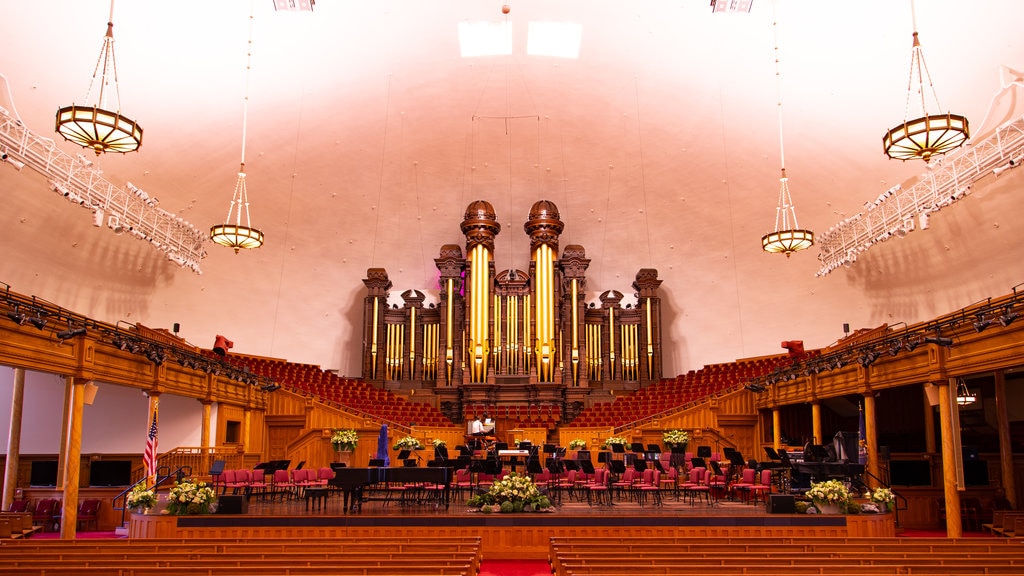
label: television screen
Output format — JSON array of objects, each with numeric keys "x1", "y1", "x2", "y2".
[
  {"x1": 30, "y1": 460, "x2": 58, "y2": 487},
  {"x1": 890, "y1": 460, "x2": 932, "y2": 486},
  {"x1": 89, "y1": 460, "x2": 132, "y2": 487}
]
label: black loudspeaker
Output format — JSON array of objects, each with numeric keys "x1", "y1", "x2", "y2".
[
  {"x1": 767, "y1": 494, "x2": 795, "y2": 514},
  {"x1": 217, "y1": 495, "x2": 248, "y2": 514}
]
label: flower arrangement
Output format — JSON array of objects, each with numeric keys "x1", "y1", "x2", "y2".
[
  {"x1": 331, "y1": 428, "x2": 359, "y2": 451},
  {"x1": 393, "y1": 436, "x2": 423, "y2": 450},
  {"x1": 165, "y1": 480, "x2": 217, "y2": 515},
  {"x1": 568, "y1": 438, "x2": 587, "y2": 450},
  {"x1": 662, "y1": 429, "x2": 690, "y2": 446},
  {"x1": 432, "y1": 438, "x2": 447, "y2": 448},
  {"x1": 806, "y1": 479, "x2": 850, "y2": 506},
  {"x1": 467, "y1": 472, "x2": 553, "y2": 513},
  {"x1": 866, "y1": 487, "x2": 895, "y2": 511},
  {"x1": 601, "y1": 436, "x2": 629, "y2": 450},
  {"x1": 126, "y1": 485, "x2": 157, "y2": 511}
]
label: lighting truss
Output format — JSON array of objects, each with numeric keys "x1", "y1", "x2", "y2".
[
  {"x1": 816, "y1": 115, "x2": 1024, "y2": 276},
  {"x1": 0, "y1": 106, "x2": 207, "y2": 274}
]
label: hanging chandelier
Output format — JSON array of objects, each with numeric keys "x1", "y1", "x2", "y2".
[
  {"x1": 210, "y1": 7, "x2": 264, "y2": 253},
  {"x1": 761, "y1": 9, "x2": 813, "y2": 257},
  {"x1": 882, "y1": 1, "x2": 968, "y2": 162},
  {"x1": 955, "y1": 378, "x2": 976, "y2": 406},
  {"x1": 55, "y1": 0, "x2": 142, "y2": 155}
]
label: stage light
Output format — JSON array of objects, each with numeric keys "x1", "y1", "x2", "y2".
[
  {"x1": 973, "y1": 314, "x2": 992, "y2": 333},
  {"x1": 57, "y1": 326, "x2": 87, "y2": 340},
  {"x1": 999, "y1": 307, "x2": 1018, "y2": 327}
]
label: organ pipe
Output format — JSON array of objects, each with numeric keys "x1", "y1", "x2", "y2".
[
  {"x1": 371, "y1": 296, "x2": 379, "y2": 380},
  {"x1": 445, "y1": 278, "x2": 453, "y2": 385},
  {"x1": 646, "y1": 298, "x2": 653, "y2": 381},
  {"x1": 571, "y1": 278, "x2": 579, "y2": 386}
]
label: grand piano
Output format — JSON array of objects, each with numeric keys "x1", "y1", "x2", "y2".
[{"x1": 329, "y1": 466, "x2": 452, "y2": 513}]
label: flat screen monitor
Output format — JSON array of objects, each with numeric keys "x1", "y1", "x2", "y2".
[
  {"x1": 30, "y1": 460, "x2": 58, "y2": 487},
  {"x1": 890, "y1": 460, "x2": 931, "y2": 486},
  {"x1": 89, "y1": 460, "x2": 132, "y2": 487}
]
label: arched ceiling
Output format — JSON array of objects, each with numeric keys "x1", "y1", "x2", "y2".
[{"x1": 1, "y1": 0, "x2": 1022, "y2": 376}]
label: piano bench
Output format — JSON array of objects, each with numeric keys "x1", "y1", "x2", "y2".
[{"x1": 305, "y1": 487, "x2": 330, "y2": 511}]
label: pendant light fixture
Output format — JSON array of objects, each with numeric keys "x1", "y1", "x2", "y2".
[
  {"x1": 761, "y1": 5, "x2": 813, "y2": 257},
  {"x1": 55, "y1": 0, "x2": 143, "y2": 155},
  {"x1": 210, "y1": 4, "x2": 264, "y2": 253},
  {"x1": 882, "y1": 0, "x2": 968, "y2": 162}
]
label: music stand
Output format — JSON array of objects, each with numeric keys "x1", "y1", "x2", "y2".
[
  {"x1": 495, "y1": 442, "x2": 509, "y2": 451},
  {"x1": 368, "y1": 458, "x2": 385, "y2": 467},
  {"x1": 434, "y1": 445, "x2": 449, "y2": 461},
  {"x1": 690, "y1": 456, "x2": 707, "y2": 469},
  {"x1": 629, "y1": 442, "x2": 645, "y2": 454},
  {"x1": 696, "y1": 446, "x2": 712, "y2": 458},
  {"x1": 397, "y1": 450, "x2": 412, "y2": 461},
  {"x1": 611, "y1": 444, "x2": 626, "y2": 454},
  {"x1": 647, "y1": 444, "x2": 661, "y2": 453},
  {"x1": 577, "y1": 450, "x2": 591, "y2": 462},
  {"x1": 563, "y1": 460, "x2": 580, "y2": 472},
  {"x1": 403, "y1": 459, "x2": 418, "y2": 467},
  {"x1": 543, "y1": 444, "x2": 557, "y2": 455},
  {"x1": 597, "y1": 452, "x2": 610, "y2": 464},
  {"x1": 609, "y1": 460, "x2": 626, "y2": 475},
  {"x1": 727, "y1": 451, "x2": 746, "y2": 468},
  {"x1": 764, "y1": 446, "x2": 782, "y2": 461}
]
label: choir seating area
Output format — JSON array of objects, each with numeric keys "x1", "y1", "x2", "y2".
[
  {"x1": 0, "y1": 536, "x2": 483, "y2": 576},
  {"x1": 216, "y1": 353, "x2": 453, "y2": 427},
  {"x1": 548, "y1": 536, "x2": 1024, "y2": 576},
  {"x1": 568, "y1": 356, "x2": 793, "y2": 427}
]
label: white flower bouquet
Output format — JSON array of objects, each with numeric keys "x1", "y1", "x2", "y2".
[
  {"x1": 806, "y1": 479, "x2": 849, "y2": 505},
  {"x1": 662, "y1": 429, "x2": 690, "y2": 446},
  {"x1": 393, "y1": 436, "x2": 423, "y2": 450},
  {"x1": 331, "y1": 428, "x2": 359, "y2": 451},
  {"x1": 126, "y1": 485, "x2": 157, "y2": 511},
  {"x1": 467, "y1": 472, "x2": 553, "y2": 512},
  {"x1": 568, "y1": 439, "x2": 587, "y2": 450},
  {"x1": 165, "y1": 480, "x2": 217, "y2": 515}
]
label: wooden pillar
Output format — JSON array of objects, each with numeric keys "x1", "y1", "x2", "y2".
[
  {"x1": 772, "y1": 408, "x2": 781, "y2": 450},
  {"x1": 200, "y1": 400, "x2": 212, "y2": 477},
  {"x1": 863, "y1": 393, "x2": 878, "y2": 490},
  {"x1": 2, "y1": 368, "x2": 26, "y2": 511},
  {"x1": 811, "y1": 401, "x2": 822, "y2": 445},
  {"x1": 923, "y1": 384, "x2": 936, "y2": 454},
  {"x1": 937, "y1": 379, "x2": 962, "y2": 538},
  {"x1": 243, "y1": 408, "x2": 252, "y2": 454},
  {"x1": 60, "y1": 377, "x2": 86, "y2": 540},
  {"x1": 994, "y1": 370, "x2": 1017, "y2": 509}
]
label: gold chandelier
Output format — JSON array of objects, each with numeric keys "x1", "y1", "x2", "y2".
[
  {"x1": 210, "y1": 8, "x2": 264, "y2": 253},
  {"x1": 55, "y1": 0, "x2": 142, "y2": 155},
  {"x1": 883, "y1": 2, "x2": 968, "y2": 162},
  {"x1": 761, "y1": 11, "x2": 813, "y2": 257}
]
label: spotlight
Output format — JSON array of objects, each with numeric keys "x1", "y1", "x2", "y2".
[
  {"x1": 7, "y1": 306, "x2": 27, "y2": 325},
  {"x1": 905, "y1": 335, "x2": 924, "y2": 351},
  {"x1": 923, "y1": 335, "x2": 953, "y2": 346},
  {"x1": 888, "y1": 339, "x2": 903, "y2": 356},
  {"x1": 858, "y1": 349, "x2": 878, "y2": 367},
  {"x1": 28, "y1": 314, "x2": 47, "y2": 330},
  {"x1": 57, "y1": 326, "x2": 87, "y2": 340},
  {"x1": 1, "y1": 152, "x2": 25, "y2": 171},
  {"x1": 744, "y1": 383, "x2": 766, "y2": 393},
  {"x1": 973, "y1": 314, "x2": 992, "y2": 333},
  {"x1": 998, "y1": 307, "x2": 1019, "y2": 327},
  {"x1": 146, "y1": 347, "x2": 166, "y2": 365}
]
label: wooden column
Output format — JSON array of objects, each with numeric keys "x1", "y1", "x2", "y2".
[
  {"x1": 200, "y1": 400, "x2": 212, "y2": 477},
  {"x1": 60, "y1": 377, "x2": 86, "y2": 540},
  {"x1": 811, "y1": 401, "x2": 822, "y2": 445},
  {"x1": 863, "y1": 393, "x2": 878, "y2": 489},
  {"x1": 2, "y1": 367, "x2": 26, "y2": 511},
  {"x1": 937, "y1": 379, "x2": 962, "y2": 538},
  {"x1": 772, "y1": 408, "x2": 781, "y2": 450},
  {"x1": 994, "y1": 370, "x2": 1017, "y2": 509}
]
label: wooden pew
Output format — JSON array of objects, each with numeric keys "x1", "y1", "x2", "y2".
[
  {"x1": 0, "y1": 535, "x2": 482, "y2": 576},
  {"x1": 549, "y1": 536, "x2": 1024, "y2": 576}
]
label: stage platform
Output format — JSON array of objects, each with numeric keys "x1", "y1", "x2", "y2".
[{"x1": 129, "y1": 493, "x2": 896, "y2": 558}]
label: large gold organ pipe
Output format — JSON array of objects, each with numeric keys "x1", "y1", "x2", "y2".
[
  {"x1": 371, "y1": 297, "x2": 379, "y2": 380},
  {"x1": 608, "y1": 307, "x2": 615, "y2": 379},
  {"x1": 587, "y1": 323, "x2": 602, "y2": 382},
  {"x1": 524, "y1": 294, "x2": 531, "y2": 373},
  {"x1": 507, "y1": 295, "x2": 518, "y2": 374},
  {"x1": 469, "y1": 243, "x2": 490, "y2": 382},
  {"x1": 571, "y1": 278, "x2": 579, "y2": 386},
  {"x1": 423, "y1": 323, "x2": 437, "y2": 381},
  {"x1": 534, "y1": 243, "x2": 556, "y2": 382},
  {"x1": 445, "y1": 278, "x2": 454, "y2": 385},
  {"x1": 494, "y1": 293, "x2": 501, "y2": 374},
  {"x1": 409, "y1": 306, "x2": 416, "y2": 380},
  {"x1": 646, "y1": 298, "x2": 654, "y2": 381}
]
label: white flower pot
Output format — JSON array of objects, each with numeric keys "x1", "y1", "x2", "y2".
[{"x1": 815, "y1": 502, "x2": 841, "y2": 514}]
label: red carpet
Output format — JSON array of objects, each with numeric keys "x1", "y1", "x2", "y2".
[{"x1": 479, "y1": 560, "x2": 551, "y2": 576}]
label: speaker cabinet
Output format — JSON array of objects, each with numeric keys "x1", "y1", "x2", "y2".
[
  {"x1": 767, "y1": 494, "x2": 795, "y2": 514},
  {"x1": 217, "y1": 495, "x2": 248, "y2": 514}
]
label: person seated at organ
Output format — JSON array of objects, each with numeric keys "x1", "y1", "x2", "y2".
[
  {"x1": 468, "y1": 415, "x2": 484, "y2": 435},
  {"x1": 481, "y1": 413, "x2": 495, "y2": 434}
]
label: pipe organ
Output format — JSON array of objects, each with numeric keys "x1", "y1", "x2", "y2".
[{"x1": 361, "y1": 200, "x2": 664, "y2": 422}]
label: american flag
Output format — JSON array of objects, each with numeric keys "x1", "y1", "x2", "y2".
[{"x1": 143, "y1": 411, "x2": 158, "y2": 480}]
